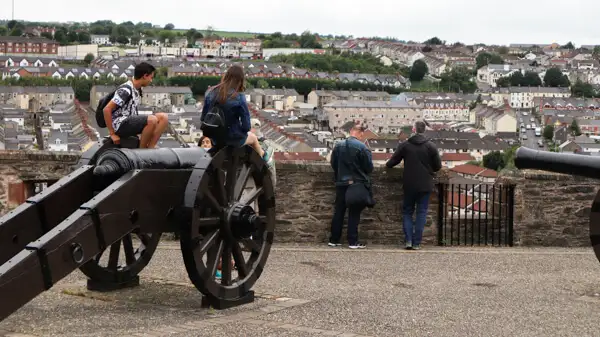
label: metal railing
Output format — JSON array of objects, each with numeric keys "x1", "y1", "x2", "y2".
[{"x1": 436, "y1": 183, "x2": 515, "y2": 247}]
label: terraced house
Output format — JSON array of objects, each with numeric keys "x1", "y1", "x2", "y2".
[
  {"x1": 0, "y1": 86, "x2": 74, "y2": 110},
  {"x1": 1, "y1": 66, "x2": 133, "y2": 80},
  {"x1": 0, "y1": 56, "x2": 59, "y2": 68},
  {"x1": 0, "y1": 36, "x2": 59, "y2": 56}
]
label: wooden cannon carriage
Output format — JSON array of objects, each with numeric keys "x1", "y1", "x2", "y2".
[{"x1": 0, "y1": 136, "x2": 276, "y2": 322}]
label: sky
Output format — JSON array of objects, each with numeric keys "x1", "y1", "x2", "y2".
[{"x1": 2, "y1": 0, "x2": 600, "y2": 46}]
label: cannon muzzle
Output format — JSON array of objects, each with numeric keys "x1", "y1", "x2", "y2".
[
  {"x1": 514, "y1": 146, "x2": 600, "y2": 180},
  {"x1": 93, "y1": 147, "x2": 209, "y2": 176}
]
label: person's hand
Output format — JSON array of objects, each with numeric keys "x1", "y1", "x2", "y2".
[{"x1": 110, "y1": 133, "x2": 120, "y2": 145}]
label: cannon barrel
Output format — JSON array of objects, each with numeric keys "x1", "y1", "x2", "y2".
[
  {"x1": 514, "y1": 147, "x2": 600, "y2": 180},
  {"x1": 93, "y1": 147, "x2": 209, "y2": 176}
]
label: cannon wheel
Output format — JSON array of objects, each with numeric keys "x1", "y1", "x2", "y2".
[
  {"x1": 79, "y1": 231, "x2": 162, "y2": 289},
  {"x1": 589, "y1": 190, "x2": 600, "y2": 264},
  {"x1": 77, "y1": 136, "x2": 161, "y2": 290},
  {"x1": 180, "y1": 146, "x2": 276, "y2": 304}
]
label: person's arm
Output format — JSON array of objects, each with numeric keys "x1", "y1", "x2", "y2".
[
  {"x1": 361, "y1": 147, "x2": 374, "y2": 174},
  {"x1": 330, "y1": 145, "x2": 339, "y2": 180},
  {"x1": 103, "y1": 86, "x2": 131, "y2": 136},
  {"x1": 386, "y1": 143, "x2": 405, "y2": 168},
  {"x1": 239, "y1": 95, "x2": 251, "y2": 133},
  {"x1": 200, "y1": 93, "x2": 212, "y2": 119},
  {"x1": 429, "y1": 143, "x2": 442, "y2": 172}
]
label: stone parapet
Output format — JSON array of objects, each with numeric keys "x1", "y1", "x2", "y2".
[{"x1": 0, "y1": 151, "x2": 594, "y2": 247}]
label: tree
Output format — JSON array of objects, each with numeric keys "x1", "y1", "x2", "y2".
[
  {"x1": 561, "y1": 41, "x2": 575, "y2": 49},
  {"x1": 164, "y1": 23, "x2": 175, "y2": 30},
  {"x1": 571, "y1": 80, "x2": 596, "y2": 98},
  {"x1": 116, "y1": 35, "x2": 129, "y2": 45},
  {"x1": 6, "y1": 20, "x2": 18, "y2": 30},
  {"x1": 522, "y1": 71, "x2": 542, "y2": 86},
  {"x1": 543, "y1": 125, "x2": 555, "y2": 140},
  {"x1": 78, "y1": 32, "x2": 91, "y2": 43},
  {"x1": 0, "y1": 26, "x2": 7, "y2": 36},
  {"x1": 128, "y1": 36, "x2": 139, "y2": 45},
  {"x1": 424, "y1": 37, "x2": 443, "y2": 45},
  {"x1": 439, "y1": 66, "x2": 477, "y2": 93},
  {"x1": 9, "y1": 28, "x2": 22, "y2": 36},
  {"x1": 593, "y1": 46, "x2": 600, "y2": 57},
  {"x1": 543, "y1": 67, "x2": 570, "y2": 87},
  {"x1": 256, "y1": 79, "x2": 269, "y2": 89},
  {"x1": 145, "y1": 39, "x2": 154, "y2": 46},
  {"x1": 409, "y1": 59, "x2": 428, "y2": 81},
  {"x1": 570, "y1": 119, "x2": 581, "y2": 136},
  {"x1": 497, "y1": 46, "x2": 509, "y2": 55},
  {"x1": 83, "y1": 53, "x2": 95, "y2": 65},
  {"x1": 483, "y1": 151, "x2": 506, "y2": 171},
  {"x1": 476, "y1": 52, "x2": 504, "y2": 69}
]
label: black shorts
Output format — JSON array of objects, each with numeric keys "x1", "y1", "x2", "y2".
[{"x1": 115, "y1": 115, "x2": 148, "y2": 138}]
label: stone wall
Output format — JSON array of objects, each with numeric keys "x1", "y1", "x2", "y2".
[
  {"x1": 0, "y1": 150, "x2": 596, "y2": 247},
  {"x1": 501, "y1": 170, "x2": 598, "y2": 247},
  {"x1": 274, "y1": 162, "x2": 445, "y2": 245}
]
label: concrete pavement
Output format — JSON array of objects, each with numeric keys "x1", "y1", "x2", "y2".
[{"x1": 1, "y1": 243, "x2": 600, "y2": 337}]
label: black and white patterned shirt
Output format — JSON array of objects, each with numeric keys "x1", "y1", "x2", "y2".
[{"x1": 110, "y1": 80, "x2": 141, "y2": 131}]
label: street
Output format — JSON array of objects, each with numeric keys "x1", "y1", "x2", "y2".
[{"x1": 517, "y1": 110, "x2": 547, "y2": 150}]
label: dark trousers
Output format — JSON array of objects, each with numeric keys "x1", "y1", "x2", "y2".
[{"x1": 330, "y1": 185, "x2": 364, "y2": 245}]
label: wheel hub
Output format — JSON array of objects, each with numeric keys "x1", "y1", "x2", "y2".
[{"x1": 227, "y1": 203, "x2": 260, "y2": 239}]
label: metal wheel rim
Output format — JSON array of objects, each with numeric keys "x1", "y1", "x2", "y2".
[{"x1": 180, "y1": 146, "x2": 276, "y2": 300}]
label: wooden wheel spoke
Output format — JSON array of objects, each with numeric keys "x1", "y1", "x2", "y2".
[
  {"x1": 107, "y1": 241, "x2": 121, "y2": 270},
  {"x1": 94, "y1": 249, "x2": 104, "y2": 263},
  {"x1": 214, "y1": 169, "x2": 227, "y2": 206},
  {"x1": 196, "y1": 229, "x2": 220, "y2": 257},
  {"x1": 225, "y1": 154, "x2": 240, "y2": 203},
  {"x1": 231, "y1": 241, "x2": 248, "y2": 278},
  {"x1": 136, "y1": 233, "x2": 150, "y2": 247},
  {"x1": 202, "y1": 189, "x2": 222, "y2": 211},
  {"x1": 233, "y1": 164, "x2": 252, "y2": 202},
  {"x1": 240, "y1": 238, "x2": 261, "y2": 254},
  {"x1": 196, "y1": 217, "x2": 221, "y2": 228},
  {"x1": 221, "y1": 242, "x2": 233, "y2": 286},
  {"x1": 122, "y1": 234, "x2": 137, "y2": 265},
  {"x1": 241, "y1": 187, "x2": 263, "y2": 206},
  {"x1": 207, "y1": 240, "x2": 224, "y2": 278}
]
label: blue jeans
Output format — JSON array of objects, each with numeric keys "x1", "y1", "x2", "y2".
[{"x1": 402, "y1": 191, "x2": 431, "y2": 246}]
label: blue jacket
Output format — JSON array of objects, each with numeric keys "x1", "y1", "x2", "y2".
[
  {"x1": 330, "y1": 136, "x2": 374, "y2": 186},
  {"x1": 201, "y1": 88, "x2": 251, "y2": 145}
]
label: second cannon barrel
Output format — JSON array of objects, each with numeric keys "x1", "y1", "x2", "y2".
[{"x1": 514, "y1": 146, "x2": 600, "y2": 180}]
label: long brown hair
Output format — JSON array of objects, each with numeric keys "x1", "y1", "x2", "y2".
[{"x1": 216, "y1": 64, "x2": 246, "y2": 104}]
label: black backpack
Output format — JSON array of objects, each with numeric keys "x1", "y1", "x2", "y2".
[
  {"x1": 95, "y1": 83, "x2": 137, "y2": 128},
  {"x1": 200, "y1": 95, "x2": 228, "y2": 143}
]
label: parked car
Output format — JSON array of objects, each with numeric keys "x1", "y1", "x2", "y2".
[{"x1": 538, "y1": 140, "x2": 544, "y2": 147}]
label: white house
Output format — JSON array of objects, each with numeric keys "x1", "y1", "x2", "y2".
[
  {"x1": 91, "y1": 35, "x2": 110, "y2": 45},
  {"x1": 47, "y1": 130, "x2": 68, "y2": 152}
]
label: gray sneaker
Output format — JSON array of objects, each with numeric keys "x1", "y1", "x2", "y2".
[
  {"x1": 405, "y1": 242, "x2": 413, "y2": 250},
  {"x1": 412, "y1": 245, "x2": 421, "y2": 250}
]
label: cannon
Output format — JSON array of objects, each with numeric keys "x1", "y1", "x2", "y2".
[
  {"x1": 514, "y1": 146, "x2": 600, "y2": 264},
  {"x1": 0, "y1": 137, "x2": 276, "y2": 322}
]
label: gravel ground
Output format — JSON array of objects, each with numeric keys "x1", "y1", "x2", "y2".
[{"x1": 1, "y1": 243, "x2": 599, "y2": 337}]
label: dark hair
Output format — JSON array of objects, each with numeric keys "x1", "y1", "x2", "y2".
[
  {"x1": 217, "y1": 65, "x2": 246, "y2": 104},
  {"x1": 415, "y1": 121, "x2": 426, "y2": 133},
  {"x1": 351, "y1": 123, "x2": 366, "y2": 132},
  {"x1": 134, "y1": 62, "x2": 156, "y2": 79},
  {"x1": 198, "y1": 135, "x2": 212, "y2": 147}
]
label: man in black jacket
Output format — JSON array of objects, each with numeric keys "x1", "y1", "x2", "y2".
[{"x1": 386, "y1": 121, "x2": 442, "y2": 250}]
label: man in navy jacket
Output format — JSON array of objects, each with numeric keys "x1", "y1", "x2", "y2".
[{"x1": 329, "y1": 123, "x2": 373, "y2": 249}]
